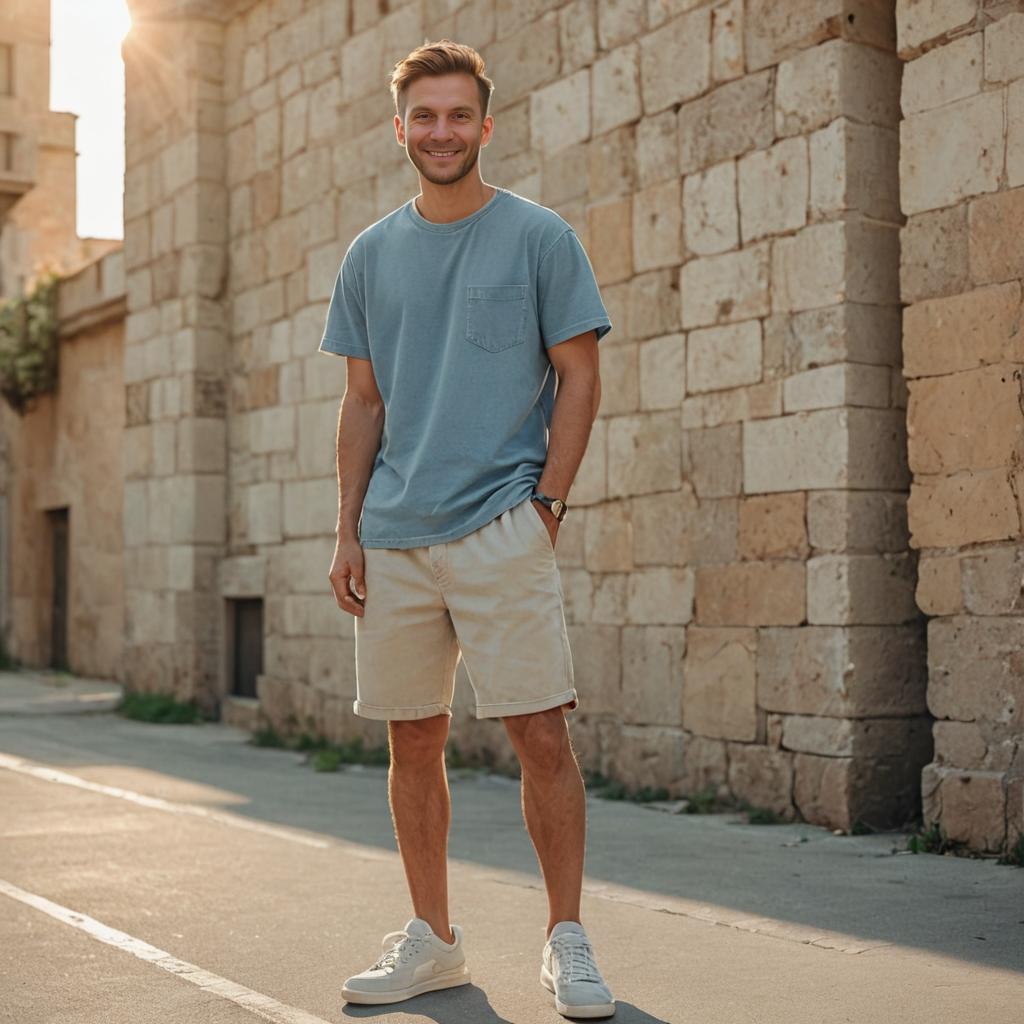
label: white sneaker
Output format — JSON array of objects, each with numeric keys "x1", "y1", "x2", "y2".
[
  {"x1": 541, "y1": 921, "x2": 615, "y2": 1018},
  {"x1": 342, "y1": 917, "x2": 470, "y2": 1005}
]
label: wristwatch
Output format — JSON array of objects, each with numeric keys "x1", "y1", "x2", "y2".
[{"x1": 532, "y1": 491, "x2": 568, "y2": 522}]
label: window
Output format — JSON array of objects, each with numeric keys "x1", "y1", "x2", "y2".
[
  {"x1": 230, "y1": 598, "x2": 263, "y2": 698},
  {"x1": 0, "y1": 44, "x2": 12, "y2": 97}
]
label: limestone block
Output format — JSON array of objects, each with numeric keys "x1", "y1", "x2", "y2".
[
  {"x1": 308, "y1": 637, "x2": 357, "y2": 697},
  {"x1": 640, "y1": 7, "x2": 711, "y2": 114},
  {"x1": 680, "y1": 242, "x2": 770, "y2": 328},
  {"x1": 573, "y1": 418, "x2": 608, "y2": 506},
  {"x1": 927, "y1": 615, "x2": 1024, "y2": 727},
  {"x1": 593, "y1": 44, "x2": 641, "y2": 136},
  {"x1": 587, "y1": 123, "x2": 638, "y2": 199},
  {"x1": 560, "y1": 568, "x2": 595, "y2": 624},
  {"x1": 984, "y1": 11, "x2": 1024, "y2": 82},
  {"x1": 908, "y1": 469, "x2": 1023, "y2": 548},
  {"x1": 743, "y1": 0, "x2": 851, "y2": 71},
  {"x1": 281, "y1": 146, "x2": 331, "y2": 215},
  {"x1": 531, "y1": 68, "x2": 591, "y2": 155},
  {"x1": 583, "y1": 499, "x2": 634, "y2": 573},
  {"x1": 757, "y1": 624, "x2": 928, "y2": 717},
  {"x1": 639, "y1": 333, "x2": 685, "y2": 410},
  {"x1": 593, "y1": 574, "x2": 628, "y2": 623},
  {"x1": 686, "y1": 496, "x2": 740, "y2": 567},
  {"x1": 151, "y1": 420, "x2": 176, "y2": 475},
  {"x1": 744, "y1": 408, "x2": 910, "y2": 494},
  {"x1": 172, "y1": 474, "x2": 227, "y2": 545},
  {"x1": 621, "y1": 625, "x2": 686, "y2": 724},
  {"x1": 598, "y1": 0, "x2": 647, "y2": 48},
  {"x1": 283, "y1": 593, "x2": 344, "y2": 637},
  {"x1": 219, "y1": 554, "x2": 266, "y2": 599},
  {"x1": 682, "y1": 734, "x2": 729, "y2": 794},
  {"x1": 602, "y1": 724, "x2": 687, "y2": 794},
  {"x1": 596, "y1": 343, "x2": 640, "y2": 416},
  {"x1": 295, "y1": 399, "x2": 338, "y2": 479},
  {"x1": 485, "y1": 13, "x2": 560, "y2": 110},
  {"x1": 896, "y1": 0, "x2": 978, "y2": 59},
  {"x1": 782, "y1": 714, "x2": 933, "y2": 759},
  {"x1": 902, "y1": 32, "x2": 982, "y2": 115},
  {"x1": 927, "y1": 767, "x2": 1008, "y2": 852},
  {"x1": 933, "y1": 720, "x2": 987, "y2": 767},
  {"x1": 683, "y1": 159, "x2": 738, "y2": 256},
  {"x1": 711, "y1": 0, "x2": 743, "y2": 82},
  {"x1": 248, "y1": 405, "x2": 295, "y2": 454},
  {"x1": 726, "y1": 743, "x2": 797, "y2": 819},
  {"x1": 608, "y1": 411, "x2": 683, "y2": 497},
  {"x1": 587, "y1": 197, "x2": 633, "y2": 285},
  {"x1": 695, "y1": 561, "x2": 805, "y2": 626},
  {"x1": 685, "y1": 422, "x2": 742, "y2": 498},
  {"x1": 783, "y1": 363, "x2": 893, "y2": 412},
  {"x1": 541, "y1": 143, "x2": 589, "y2": 209},
  {"x1": 807, "y1": 552, "x2": 920, "y2": 625},
  {"x1": 559, "y1": 0, "x2": 597, "y2": 73},
  {"x1": 632, "y1": 179, "x2": 682, "y2": 272},
  {"x1": 636, "y1": 110, "x2": 679, "y2": 188},
  {"x1": 123, "y1": 425, "x2": 153, "y2": 480},
  {"x1": 1009, "y1": 79, "x2": 1024, "y2": 188},
  {"x1": 907, "y1": 365, "x2": 1024, "y2": 474},
  {"x1": 567, "y1": 623, "x2": 622, "y2": 714},
  {"x1": 305, "y1": 241, "x2": 348, "y2": 302},
  {"x1": 916, "y1": 553, "x2": 962, "y2": 615},
  {"x1": 628, "y1": 267, "x2": 684, "y2": 339},
  {"x1": 625, "y1": 568, "x2": 694, "y2": 625},
  {"x1": 146, "y1": 478, "x2": 174, "y2": 543},
  {"x1": 678, "y1": 70, "x2": 774, "y2": 174},
  {"x1": 900, "y1": 91, "x2": 1003, "y2": 216},
  {"x1": 738, "y1": 136, "x2": 808, "y2": 243},
  {"x1": 686, "y1": 320, "x2": 762, "y2": 394},
  {"x1": 248, "y1": 480, "x2": 282, "y2": 545},
  {"x1": 806, "y1": 490, "x2": 910, "y2": 554},
  {"x1": 775, "y1": 40, "x2": 901, "y2": 138},
  {"x1": 175, "y1": 181, "x2": 229, "y2": 248},
  {"x1": 631, "y1": 488, "x2": 695, "y2": 566},
  {"x1": 961, "y1": 545, "x2": 1024, "y2": 616},
  {"x1": 177, "y1": 418, "x2": 226, "y2": 474},
  {"x1": 123, "y1": 481, "x2": 148, "y2": 547},
  {"x1": 254, "y1": 107, "x2": 280, "y2": 175},
  {"x1": 738, "y1": 492, "x2": 808, "y2": 561},
  {"x1": 681, "y1": 381, "x2": 782, "y2": 430},
  {"x1": 683, "y1": 626, "x2": 757, "y2": 741},
  {"x1": 899, "y1": 204, "x2": 970, "y2": 303},
  {"x1": 809, "y1": 119, "x2": 901, "y2": 223},
  {"x1": 968, "y1": 186, "x2": 1024, "y2": 286}
]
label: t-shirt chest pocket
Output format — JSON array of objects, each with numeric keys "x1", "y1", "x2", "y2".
[{"x1": 465, "y1": 284, "x2": 528, "y2": 353}]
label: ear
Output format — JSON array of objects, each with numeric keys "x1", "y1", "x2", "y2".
[
  {"x1": 481, "y1": 114, "x2": 494, "y2": 147},
  {"x1": 394, "y1": 112, "x2": 404, "y2": 146}
]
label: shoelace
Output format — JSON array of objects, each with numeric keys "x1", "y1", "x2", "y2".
[
  {"x1": 371, "y1": 930, "x2": 425, "y2": 973},
  {"x1": 549, "y1": 934, "x2": 603, "y2": 985}
]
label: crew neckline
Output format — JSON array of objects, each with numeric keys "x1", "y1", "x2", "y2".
[{"x1": 405, "y1": 186, "x2": 509, "y2": 233}]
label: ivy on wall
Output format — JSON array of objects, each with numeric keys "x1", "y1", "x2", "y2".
[{"x1": 0, "y1": 272, "x2": 60, "y2": 415}]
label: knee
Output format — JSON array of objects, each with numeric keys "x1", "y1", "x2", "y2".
[
  {"x1": 506, "y1": 708, "x2": 572, "y2": 777},
  {"x1": 388, "y1": 715, "x2": 449, "y2": 769}
]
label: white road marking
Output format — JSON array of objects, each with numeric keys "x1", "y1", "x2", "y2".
[{"x1": 0, "y1": 877, "x2": 335, "y2": 1024}]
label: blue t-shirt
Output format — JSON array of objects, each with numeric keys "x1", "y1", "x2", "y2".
[{"x1": 318, "y1": 186, "x2": 612, "y2": 549}]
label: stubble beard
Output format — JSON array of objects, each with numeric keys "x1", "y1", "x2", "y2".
[{"x1": 409, "y1": 141, "x2": 481, "y2": 187}]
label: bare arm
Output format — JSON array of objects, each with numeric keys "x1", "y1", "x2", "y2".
[
  {"x1": 329, "y1": 356, "x2": 384, "y2": 616},
  {"x1": 534, "y1": 330, "x2": 601, "y2": 541}
]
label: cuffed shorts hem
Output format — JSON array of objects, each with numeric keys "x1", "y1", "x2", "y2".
[
  {"x1": 474, "y1": 688, "x2": 578, "y2": 720},
  {"x1": 352, "y1": 699, "x2": 453, "y2": 721}
]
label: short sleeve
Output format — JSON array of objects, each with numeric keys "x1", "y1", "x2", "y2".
[
  {"x1": 536, "y1": 228, "x2": 613, "y2": 349},
  {"x1": 318, "y1": 241, "x2": 371, "y2": 359}
]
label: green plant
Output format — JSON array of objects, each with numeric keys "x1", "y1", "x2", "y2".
[
  {"x1": 116, "y1": 691, "x2": 205, "y2": 724},
  {"x1": 906, "y1": 822, "x2": 955, "y2": 855},
  {"x1": 0, "y1": 272, "x2": 60, "y2": 415},
  {"x1": 582, "y1": 771, "x2": 670, "y2": 804}
]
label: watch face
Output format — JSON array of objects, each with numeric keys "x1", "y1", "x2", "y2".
[{"x1": 552, "y1": 499, "x2": 566, "y2": 520}]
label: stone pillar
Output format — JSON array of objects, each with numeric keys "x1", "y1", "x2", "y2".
[
  {"x1": 121, "y1": 1, "x2": 229, "y2": 712},
  {"x1": 897, "y1": 1, "x2": 1024, "y2": 856}
]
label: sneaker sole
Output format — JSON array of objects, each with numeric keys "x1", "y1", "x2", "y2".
[
  {"x1": 540, "y1": 964, "x2": 616, "y2": 1019},
  {"x1": 342, "y1": 964, "x2": 471, "y2": 1005}
]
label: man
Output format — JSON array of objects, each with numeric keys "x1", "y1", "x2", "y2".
[{"x1": 319, "y1": 39, "x2": 614, "y2": 1020}]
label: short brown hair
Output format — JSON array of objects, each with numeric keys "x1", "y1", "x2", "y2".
[{"x1": 389, "y1": 39, "x2": 494, "y2": 120}]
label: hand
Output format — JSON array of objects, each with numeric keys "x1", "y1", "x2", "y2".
[
  {"x1": 531, "y1": 498, "x2": 560, "y2": 550},
  {"x1": 329, "y1": 536, "x2": 367, "y2": 617}
]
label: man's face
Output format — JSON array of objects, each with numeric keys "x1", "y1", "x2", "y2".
[{"x1": 396, "y1": 72, "x2": 492, "y2": 187}]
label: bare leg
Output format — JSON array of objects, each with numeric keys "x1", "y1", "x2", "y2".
[
  {"x1": 387, "y1": 715, "x2": 456, "y2": 944},
  {"x1": 503, "y1": 705, "x2": 586, "y2": 938}
]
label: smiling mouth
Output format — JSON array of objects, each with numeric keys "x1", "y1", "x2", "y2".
[{"x1": 426, "y1": 150, "x2": 461, "y2": 158}]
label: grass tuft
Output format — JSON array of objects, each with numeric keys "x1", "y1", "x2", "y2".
[{"x1": 116, "y1": 691, "x2": 205, "y2": 724}]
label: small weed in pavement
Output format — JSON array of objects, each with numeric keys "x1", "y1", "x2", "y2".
[
  {"x1": 117, "y1": 692, "x2": 206, "y2": 724},
  {"x1": 583, "y1": 771, "x2": 670, "y2": 804}
]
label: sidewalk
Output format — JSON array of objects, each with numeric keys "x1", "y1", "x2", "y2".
[{"x1": 1, "y1": 669, "x2": 1021, "y2": 1023}]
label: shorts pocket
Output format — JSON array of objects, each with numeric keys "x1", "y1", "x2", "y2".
[
  {"x1": 466, "y1": 284, "x2": 528, "y2": 353},
  {"x1": 522, "y1": 497, "x2": 555, "y2": 554}
]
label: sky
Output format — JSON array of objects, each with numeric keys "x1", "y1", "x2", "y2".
[{"x1": 49, "y1": 0, "x2": 131, "y2": 240}]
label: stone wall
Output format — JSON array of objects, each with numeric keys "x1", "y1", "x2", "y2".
[
  {"x1": 897, "y1": 0, "x2": 1024, "y2": 855},
  {"x1": 1, "y1": 247, "x2": 126, "y2": 675}
]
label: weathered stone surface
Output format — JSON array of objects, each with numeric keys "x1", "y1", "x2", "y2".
[
  {"x1": 639, "y1": 7, "x2": 711, "y2": 115},
  {"x1": 908, "y1": 468, "x2": 1024, "y2": 549},
  {"x1": 901, "y1": 31, "x2": 982, "y2": 115},
  {"x1": 683, "y1": 158, "x2": 738, "y2": 256},
  {"x1": 1007, "y1": 79, "x2": 1024, "y2": 189},
  {"x1": 602, "y1": 723, "x2": 687, "y2": 794},
  {"x1": 808, "y1": 552, "x2": 921, "y2": 625},
  {"x1": 608, "y1": 411, "x2": 682, "y2": 497},
  {"x1": 635, "y1": 109, "x2": 679, "y2": 188},
  {"x1": 738, "y1": 136, "x2": 808, "y2": 243},
  {"x1": 896, "y1": 0, "x2": 978, "y2": 59},
  {"x1": 694, "y1": 561, "x2": 805, "y2": 626},
  {"x1": 922, "y1": 765, "x2": 1008, "y2": 852},
  {"x1": 903, "y1": 281, "x2": 1022, "y2": 378},
  {"x1": 757, "y1": 624, "x2": 928, "y2": 717},
  {"x1": 806, "y1": 490, "x2": 910, "y2": 554},
  {"x1": 738, "y1": 492, "x2": 808, "y2": 561},
  {"x1": 685, "y1": 422, "x2": 743, "y2": 497},
  {"x1": 677, "y1": 70, "x2": 774, "y2": 175},
  {"x1": 783, "y1": 363, "x2": 892, "y2": 412},
  {"x1": 621, "y1": 625, "x2": 686, "y2": 724},
  {"x1": 916, "y1": 553, "x2": 962, "y2": 615},
  {"x1": 592, "y1": 43, "x2": 641, "y2": 136},
  {"x1": 927, "y1": 615, "x2": 1024, "y2": 728},
  {"x1": 683, "y1": 626, "x2": 758, "y2": 741},
  {"x1": 960, "y1": 545, "x2": 1024, "y2": 616},
  {"x1": 968, "y1": 186, "x2": 1024, "y2": 286},
  {"x1": 587, "y1": 196, "x2": 634, "y2": 285},
  {"x1": 638, "y1": 333, "x2": 686, "y2": 410},
  {"x1": 900, "y1": 90, "x2": 1003, "y2": 216},
  {"x1": 582, "y1": 500, "x2": 634, "y2": 573},
  {"x1": 628, "y1": 268, "x2": 683, "y2": 338},
  {"x1": 632, "y1": 179, "x2": 682, "y2": 272},
  {"x1": 726, "y1": 743, "x2": 797, "y2": 819},
  {"x1": 531, "y1": 67, "x2": 591, "y2": 155},
  {"x1": 626, "y1": 568, "x2": 694, "y2": 625},
  {"x1": 907, "y1": 365, "x2": 1024, "y2": 475},
  {"x1": 680, "y1": 242, "x2": 771, "y2": 328},
  {"x1": 809, "y1": 119, "x2": 901, "y2": 223},
  {"x1": 631, "y1": 487, "x2": 695, "y2": 566},
  {"x1": 686, "y1": 320, "x2": 762, "y2": 394},
  {"x1": 782, "y1": 714, "x2": 933, "y2": 759},
  {"x1": 900, "y1": 204, "x2": 971, "y2": 303}
]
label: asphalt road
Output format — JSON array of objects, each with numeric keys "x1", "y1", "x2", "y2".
[{"x1": 1, "y1": 671, "x2": 1022, "y2": 1023}]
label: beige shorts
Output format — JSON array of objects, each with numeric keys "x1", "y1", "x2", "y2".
[{"x1": 353, "y1": 495, "x2": 577, "y2": 721}]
